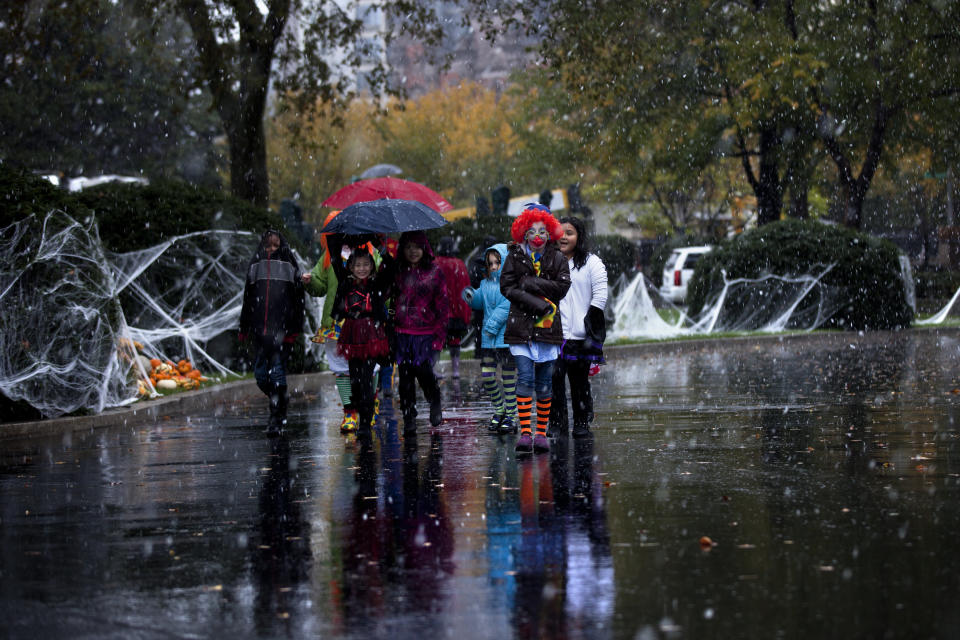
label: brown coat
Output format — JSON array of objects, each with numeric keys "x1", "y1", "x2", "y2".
[{"x1": 499, "y1": 242, "x2": 571, "y2": 345}]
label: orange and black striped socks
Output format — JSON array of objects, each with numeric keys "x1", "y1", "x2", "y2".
[
  {"x1": 517, "y1": 396, "x2": 533, "y2": 435},
  {"x1": 536, "y1": 397, "x2": 552, "y2": 436}
]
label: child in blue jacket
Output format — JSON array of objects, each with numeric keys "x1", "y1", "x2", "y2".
[{"x1": 462, "y1": 243, "x2": 517, "y2": 434}]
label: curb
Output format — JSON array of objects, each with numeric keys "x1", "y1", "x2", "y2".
[
  {"x1": 3, "y1": 326, "x2": 957, "y2": 441},
  {"x1": 0, "y1": 372, "x2": 334, "y2": 442}
]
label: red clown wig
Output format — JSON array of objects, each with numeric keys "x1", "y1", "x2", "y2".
[{"x1": 510, "y1": 203, "x2": 563, "y2": 244}]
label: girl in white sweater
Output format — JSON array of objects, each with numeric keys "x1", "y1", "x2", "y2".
[{"x1": 550, "y1": 216, "x2": 608, "y2": 437}]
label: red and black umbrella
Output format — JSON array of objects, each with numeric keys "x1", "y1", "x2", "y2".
[{"x1": 322, "y1": 177, "x2": 454, "y2": 213}]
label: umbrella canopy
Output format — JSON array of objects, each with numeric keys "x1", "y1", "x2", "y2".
[
  {"x1": 320, "y1": 199, "x2": 449, "y2": 235},
  {"x1": 359, "y1": 163, "x2": 403, "y2": 179},
  {"x1": 322, "y1": 177, "x2": 454, "y2": 213}
]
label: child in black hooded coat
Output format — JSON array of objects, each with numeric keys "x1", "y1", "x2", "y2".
[{"x1": 239, "y1": 230, "x2": 305, "y2": 433}]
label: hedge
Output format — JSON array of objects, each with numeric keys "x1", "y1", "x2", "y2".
[
  {"x1": 686, "y1": 219, "x2": 912, "y2": 331},
  {"x1": 0, "y1": 165, "x2": 289, "y2": 253}
]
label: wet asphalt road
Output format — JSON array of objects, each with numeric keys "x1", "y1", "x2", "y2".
[{"x1": 2, "y1": 329, "x2": 960, "y2": 639}]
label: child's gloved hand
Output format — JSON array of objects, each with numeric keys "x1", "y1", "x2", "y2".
[
  {"x1": 534, "y1": 298, "x2": 557, "y2": 329},
  {"x1": 461, "y1": 287, "x2": 474, "y2": 304}
]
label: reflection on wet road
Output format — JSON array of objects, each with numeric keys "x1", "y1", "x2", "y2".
[{"x1": 2, "y1": 330, "x2": 959, "y2": 638}]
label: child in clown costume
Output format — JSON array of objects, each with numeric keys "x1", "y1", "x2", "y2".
[{"x1": 498, "y1": 203, "x2": 571, "y2": 453}]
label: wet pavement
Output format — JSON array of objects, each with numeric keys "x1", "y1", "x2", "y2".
[{"x1": 2, "y1": 329, "x2": 960, "y2": 639}]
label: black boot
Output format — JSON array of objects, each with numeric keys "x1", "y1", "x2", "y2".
[
  {"x1": 267, "y1": 384, "x2": 288, "y2": 436},
  {"x1": 357, "y1": 408, "x2": 373, "y2": 438},
  {"x1": 429, "y1": 396, "x2": 443, "y2": 427},
  {"x1": 548, "y1": 404, "x2": 568, "y2": 438},
  {"x1": 572, "y1": 421, "x2": 592, "y2": 439}
]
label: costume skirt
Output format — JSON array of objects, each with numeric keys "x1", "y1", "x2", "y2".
[
  {"x1": 395, "y1": 333, "x2": 436, "y2": 367},
  {"x1": 338, "y1": 318, "x2": 390, "y2": 361}
]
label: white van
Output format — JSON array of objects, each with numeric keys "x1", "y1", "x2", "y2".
[{"x1": 659, "y1": 245, "x2": 712, "y2": 304}]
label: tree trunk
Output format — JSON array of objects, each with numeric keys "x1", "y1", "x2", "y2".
[
  {"x1": 822, "y1": 94, "x2": 890, "y2": 231},
  {"x1": 171, "y1": 0, "x2": 286, "y2": 208},
  {"x1": 755, "y1": 127, "x2": 783, "y2": 225},
  {"x1": 784, "y1": 133, "x2": 811, "y2": 218},
  {"x1": 224, "y1": 98, "x2": 269, "y2": 207}
]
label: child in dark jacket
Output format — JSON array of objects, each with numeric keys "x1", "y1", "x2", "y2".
[
  {"x1": 499, "y1": 204, "x2": 571, "y2": 453},
  {"x1": 239, "y1": 230, "x2": 305, "y2": 434},
  {"x1": 326, "y1": 234, "x2": 394, "y2": 438},
  {"x1": 392, "y1": 231, "x2": 449, "y2": 435}
]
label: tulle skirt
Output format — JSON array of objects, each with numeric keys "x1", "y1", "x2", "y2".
[
  {"x1": 338, "y1": 318, "x2": 390, "y2": 361},
  {"x1": 395, "y1": 333, "x2": 436, "y2": 367}
]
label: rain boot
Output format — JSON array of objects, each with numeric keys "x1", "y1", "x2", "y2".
[
  {"x1": 266, "y1": 389, "x2": 282, "y2": 436},
  {"x1": 429, "y1": 395, "x2": 443, "y2": 427},
  {"x1": 572, "y1": 421, "x2": 592, "y2": 438},
  {"x1": 548, "y1": 402, "x2": 568, "y2": 438},
  {"x1": 357, "y1": 406, "x2": 373, "y2": 439},
  {"x1": 340, "y1": 409, "x2": 358, "y2": 434},
  {"x1": 267, "y1": 384, "x2": 288, "y2": 436}
]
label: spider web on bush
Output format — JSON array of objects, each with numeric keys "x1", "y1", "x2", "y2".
[
  {"x1": 609, "y1": 267, "x2": 843, "y2": 340},
  {"x1": 1, "y1": 210, "x2": 322, "y2": 419}
]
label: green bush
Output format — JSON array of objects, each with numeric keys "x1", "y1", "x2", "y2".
[
  {"x1": 0, "y1": 165, "x2": 290, "y2": 254},
  {"x1": 0, "y1": 165, "x2": 93, "y2": 231},
  {"x1": 75, "y1": 179, "x2": 289, "y2": 253},
  {"x1": 687, "y1": 219, "x2": 912, "y2": 331},
  {"x1": 914, "y1": 269, "x2": 960, "y2": 300},
  {"x1": 592, "y1": 234, "x2": 637, "y2": 283}
]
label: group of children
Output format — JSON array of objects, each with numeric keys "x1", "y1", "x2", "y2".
[{"x1": 239, "y1": 203, "x2": 608, "y2": 454}]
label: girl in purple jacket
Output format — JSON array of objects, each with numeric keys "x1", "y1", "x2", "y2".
[{"x1": 392, "y1": 231, "x2": 449, "y2": 435}]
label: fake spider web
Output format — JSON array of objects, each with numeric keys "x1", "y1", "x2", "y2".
[
  {"x1": 1, "y1": 210, "x2": 322, "y2": 418},
  {"x1": 609, "y1": 267, "x2": 845, "y2": 340}
]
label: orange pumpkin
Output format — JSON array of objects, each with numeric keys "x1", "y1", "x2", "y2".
[
  {"x1": 187, "y1": 369, "x2": 202, "y2": 380},
  {"x1": 150, "y1": 358, "x2": 162, "y2": 369},
  {"x1": 177, "y1": 360, "x2": 192, "y2": 374}
]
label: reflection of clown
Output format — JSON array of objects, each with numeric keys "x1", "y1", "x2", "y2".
[{"x1": 499, "y1": 203, "x2": 571, "y2": 454}]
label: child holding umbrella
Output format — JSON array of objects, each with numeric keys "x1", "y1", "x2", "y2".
[
  {"x1": 323, "y1": 234, "x2": 394, "y2": 439},
  {"x1": 318, "y1": 200, "x2": 451, "y2": 437},
  {"x1": 499, "y1": 203, "x2": 571, "y2": 454}
]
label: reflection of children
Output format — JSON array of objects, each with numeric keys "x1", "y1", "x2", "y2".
[
  {"x1": 392, "y1": 231, "x2": 449, "y2": 434},
  {"x1": 327, "y1": 235, "x2": 393, "y2": 437},
  {"x1": 434, "y1": 237, "x2": 472, "y2": 379},
  {"x1": 463, "y1": 243, "x2": 517, "y2": 433},
  {"x1": 551, "y1": 216, "x2": 608, "y2": 438},
  {"x1": 239, "y1": 230, "x2": 305, "y2": 434},
  {"x1": 499, "y1": 204, "x2": 570, "y2": 453}
]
